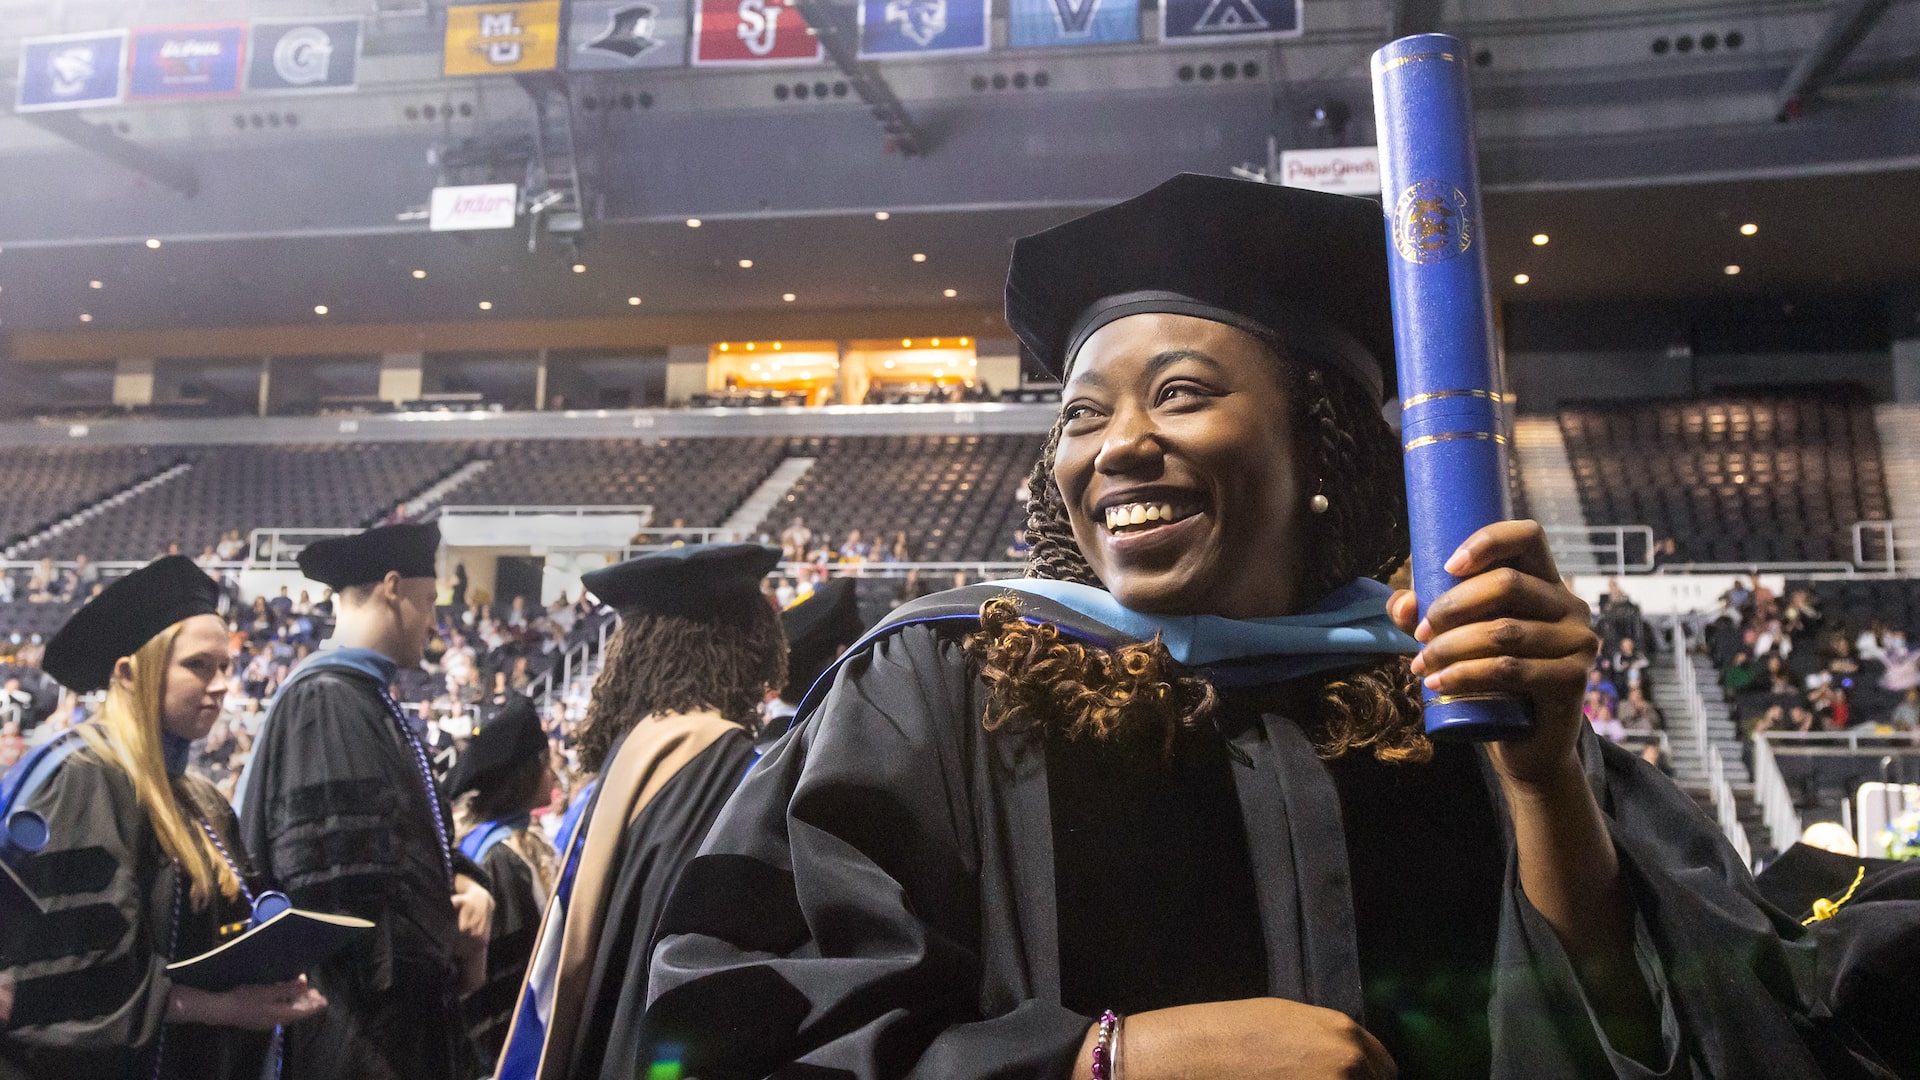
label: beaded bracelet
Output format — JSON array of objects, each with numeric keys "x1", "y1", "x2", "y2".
[{"x1": 1092, "y1": 1010, "x2": 1122, "y2": 1080}]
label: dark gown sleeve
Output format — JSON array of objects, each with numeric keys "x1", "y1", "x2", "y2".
[
  {"x1": 1489, "y1": 725, "x2": 1917, "y2": 1079},
  {"x1": 0, "y1": 752, "x2": 171, "y2": 1078},
  {"x1": 464, "y1": 840, "x2": 542, "y2": 1066},
  {"x1": 647, "y1": 628, "x2": 1091, "y2": 1080},
  {"x1": 238, "y1": 674, "x2": 471, "y2": 1080},
  {"x1": 576, "y1": 728, "x2": 757, "y2": 1080}
]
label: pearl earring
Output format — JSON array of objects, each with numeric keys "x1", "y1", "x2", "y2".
[{"x1": 1310, "y1": 493, "x2": 1330, "y2": 514}]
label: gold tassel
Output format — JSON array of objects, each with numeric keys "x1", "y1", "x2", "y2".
[{"x1": 1802, "y1": 866, "x2": 1867, "y2": 925}]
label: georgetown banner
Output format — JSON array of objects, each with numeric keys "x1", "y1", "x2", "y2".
[
  {"x1": 1008, "y1": 0, "x2": 1138, "y2": 48},
  {"x1": 568, "y1": 0, "x2": 688, "y2": 70},
  {"x1": 1160, "y1": 0, "x2": 1300, "y2": 43},
  {"x1": 858, "y1": 0, "x2": 990, "y2": 58},
  {"x1": 15, "y1": 30, "x2": 128, "y2": 112},
  {"x1": 247, "y1": 18, "x2": 362, "y2": 93}
]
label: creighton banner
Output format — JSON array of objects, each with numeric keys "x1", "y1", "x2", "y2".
[
  {"x1": 1008, "y1": 0, "x2": 1138, "y2": 48},
  {"x1": 1160, "y1": 0, "x2": 1300, "y2": 42},
  {"x1": 445, "y1": 0, "x2": 562, "y2": 75},
  {"x1": 568, "y1": 0, "x2": 688, "y2": 70},
  {"x1": 247, "y1": 18, "x2": 362, "y2": 92},
  {"x1": 858, "y1": 0, "x2": 989, "y2": 58},
  {"x1": 16, "y1": 30, "x2": 127, "y2": 111}
]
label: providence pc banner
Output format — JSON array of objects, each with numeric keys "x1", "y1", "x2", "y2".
[
  {"x1": 16, "y1": 30, "x2": 127, "y2": 112},
  {"x1": 445, "y1": 0, "x2": 563, "y2": 76},
  {"x1": 128, "y1": 24, "x2": 247, "y2": 100},
  {"x1": 691, "y1": 0, "x2": 821, "y2": 66},
  {"x1": 858, "y1": 0, "x2": 989, "y2": 58},
  {"x1": 1008, "y1": 0, "x2": 1138, "y2": 48},
  {"x1": 1160, "y1": 0, "x2": 1300, "y2": 43},
  {"x1": 568, "y1": 0, "x2": 688, "y2": 70},
  {"x1": 247, "y1": 18, "x2": 362, "y2": 93}
]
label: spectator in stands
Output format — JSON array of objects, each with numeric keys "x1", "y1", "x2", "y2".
[
  {"x1": 665, "y1": 518, "x2": 693, "y2": 546},
  {"x1": 25, "y1": 559, "x2": 57, "y2": 603},
  {"x1": 1610, "y1": 636, "x2": 1650, "y2": 693},
  {"x1": 268, "y1": 585, "x2": 295, "y2": 621},
  {"x1": 313, "y1": 587, "x2": 335, "y2": 620},
  {"x1": 1638, "y1": 742, "x2": 1673, "y2": 776},
  {"x1": 1584, "y1": 666, "x2": 1618, "y2": 709},
  {"x1": 888, "y1": 531, "x2": 911, "y2": 563},
  {"x1": 1764, "y1": 654, "x2": 1794, "y2": 695},
  {"x1": 0, "y1": 574, "x2": 14, "y2": 605},
  {"x1": 791, "y1": 563, "x2": 818, "y2": 604},
  {"x1": 292, "y1": 590, "x2": 313, "y2": 617},
  {"x1": 1617, "y1": 684, "x2": 1664, "y2": 731},
  {"x1": 1721, "y1": 648, "x2": 1759, "y2": 697},
  {"x1": 506, "y1": 595, "x2": 529, "y2": 629},
  {"x1": 838, "y1": 529, "x2": 869, "y2": 563},
  {"x1": 72, "y1": 553, "x2": 99, "y2": 592},
  {"x1": 1595, "y1": 578, "x2": 1643, "y2": 652},
  {"x1": 1650, "y1": 536, "x2": 1679, "y2": 566},
  {"x1": 773, "y1": 576, "x2": 796, "y2": 608},
  {"x1": 216, "y1": 530, "x2": 247, "y2": 562},
  {"x1": 1584, "y1": 689, "x2": 1625, "y2": 741},
  {"x1": 548, "y1": 594, "x2": 577, "y2": 634},
  {"x1": 1855, "y1": 619, "x2": 1892, "y2": 664},
  {"x1": 245, "y1": 596, "x2": 274, "y2": 644},
  {"x1": 780, "y1": 516, "x2": 812, "y2": 562},
  {"x1": 195, "y1": 543, "x2": 221, "y2": 570},
  {"x1": 1005, "y1": 527, "x2": 1031, "y2": 561},
  {"x1": 1892, "y1": 688, "x2": 1920, "y2": 730}
]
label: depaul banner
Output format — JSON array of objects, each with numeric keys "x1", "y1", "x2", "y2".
[
  {"x1": 15, "y1": 30, "x2": 127, "y2": 112},
  {"x1": 445, "y1": 0, "x2": 563, "y2": 75},
  {"x1": 858, "y1": 0, "x2": 989, "y2": 58},
  {"x1": 1160, "y1": 0, "x2": 1300, "y2": 43},
  {"x1": 568, "y1": 0, "x2": 688, "y2": 70},
  {"x1": 128, "y1": 23, "x2": 247, "y2": 100},
  {"x1": 691, "y1": 0, "x2": 821, "y2": 66},
  {"x1": 247, "y1": 18, "x2": 362, "y2": 93},
  {"x1": 1008, "y1": 0, "x2": 1138, "y2": 48}
]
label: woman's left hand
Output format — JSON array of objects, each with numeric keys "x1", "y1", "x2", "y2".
[{"x1": 1387, "y1": 520, "x2": 1600, "y2": 790}]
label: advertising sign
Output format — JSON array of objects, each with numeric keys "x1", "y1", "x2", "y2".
[
  {"x1": 691, "y1": 0, "x2": 822, "y2": 66},
  {"x1": 15, "y1": 30, "x2": 128, "y2": 112},
  {"x1": 568, "y1": 0, "x2": 688, "y2": 69},
  {"x1": 1160, "y1": 0, "x2": 1300, "y2": 43},
  {"x1": 128, "y1": 23, "x2": 247, "y2": 100},
  {"x1": 247, "y1": 18, "x2": 362, "y2": 93},
  {"x1": 1008, "y1": 0, "x2": 1138, "y2": 48},
  {"x1": 1279, "y1": 146, "x2": 1381, "y2": 195},
  {"x1": 429, "y1": 183, "x2": 519, "y2": 232},
  {"x1": 445, "y1": 1, "x2": 563, "y2": 75},
  {"x1": 858, "y1": 0, "x2": 989, "y2": 58}
]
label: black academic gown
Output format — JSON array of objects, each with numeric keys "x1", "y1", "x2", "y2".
[
  {"x1": 0, "y1": 749, "x2": 271, "y2": 1080},
  {"x1": 647, "y1": 622, "x2": 1918, "y2": 1079},
  {"x1": 465, "y1": 835, "x2": 544, "y2": 1067},
  {"x1": 239, "y1": 668, "x2": 477, "y2": 1080}
]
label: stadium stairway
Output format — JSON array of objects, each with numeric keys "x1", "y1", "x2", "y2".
[
  {"x1": 408, "y1": 459, "x2": 493, "y2": 516},
  {"x1": 721, "y1": 457, "x2": 818, "y2": 539},
  {"x1": 1873, "y1": 404, "x2": 1920, "y2": 526},
  {"x1": 1511, "y1": 417, "x2": 1600, "y2": 574},
  {"x1": 1658, "y1": 650, "x2": 1769, "y2": 858},
  {"x1": 5, "y1": 460, "x2": 193, "y2": 559}
]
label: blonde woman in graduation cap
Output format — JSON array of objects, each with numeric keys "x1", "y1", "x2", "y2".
[{"x1": 0, "y1": 556, "x2": 324, "y2": 1079}]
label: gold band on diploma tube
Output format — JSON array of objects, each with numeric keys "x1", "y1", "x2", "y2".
[
  {"x1": 1402, "y1": 431, "x2": 1508, "y2": 452},
  {"x1": 1401, "y1": 388, "x2": 1501, "y2": 411}
]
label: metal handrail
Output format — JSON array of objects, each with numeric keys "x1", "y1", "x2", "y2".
[
  {"x1": 1673, "y1": 619, "x2": 1755, "y2": 867},
  {"x1": 248, "y1": 527, "x2": 361, "y2": 571},
  {"x1": 527, "y1": 614, "x2": 614, "y2": 707},
  {"x1": 1544, "y1": 524, "x2": 1656, "y2": 574},
  {"x1": 439, "y1": 505, "x2": 653, "y2": 518},
  {"x1": 1651, "y1": 560, "x2": 1858, "y2": 576},
  {"x1": 1750, "y1": 735, "x2": 1804, "y2": 857},
  {"x1": 1707, "y1": 746, "x2": 1755, "y2": 868},
  {"x1": 1850, "y1": 520, "x2": 1916, "y2": 575},
  {"x1": 1760, "y1": 730, "x2": 1920, "y2": 751}
]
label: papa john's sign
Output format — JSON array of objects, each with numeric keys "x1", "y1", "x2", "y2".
[
  {"x1": 429, "y1": 183, "x2": 518, "y2": 231},
  {"x1": 1278, "y1": 146, "x2": 1380, "y2": 195}
]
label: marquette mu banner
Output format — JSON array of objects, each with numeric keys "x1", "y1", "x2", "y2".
[{"x1": 445, "y1": 0, "x2": 562, "y2": 75}]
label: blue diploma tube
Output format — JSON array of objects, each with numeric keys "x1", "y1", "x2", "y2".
[{"x1": 1372, "y1": 33, "x2": 1531, "y2": 741}]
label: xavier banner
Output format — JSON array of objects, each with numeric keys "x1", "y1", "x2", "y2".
[
  {"x1": 691, "y1": 0, "x2": 821, "y2": 65},
  {"x1": 15, "y1": 30, "x2": 127, "y2": 112},
  {"x1": 247, "y1": 18, "x2": 362, "y2": 93},
  {"x1": 1160, "y1": 0, "x2": 1300, "y2": 42},
  {"x1": 128, "y1": 24, "x2": 247, "y2": 100},
  {"x1": 1008, "y1": 0, "x2": 1138, "y2": 48},
  {"x1": 445, "y1": 0, "x2": 563, "y2": 75},
  {"x1": 568, "y1": 0, "x2": 688, "y2": 70},
  {"x1": 858, "y1": 0, "x2": 989, "y2": 58}
]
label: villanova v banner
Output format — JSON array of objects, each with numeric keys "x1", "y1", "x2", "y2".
[
  {"x1": 859, "y1": 0, "x2": 990, "y2": 59},
  {"x1": 1160, "y1": 0, "x2": 1300, "y2": 42},
  {"x1": 1008, "y1": 0, "x2": 1138, "y2": 48}
]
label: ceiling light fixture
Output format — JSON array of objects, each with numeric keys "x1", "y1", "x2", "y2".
[
  {"x1": 411, "y1": 269, "x2": 427, "y2": 279},
  {"x1": 746, "y1": 343, "x2": 755, "y2": 351},
  {"x1": 1512, "y1": 273, "x2": 1530, "y2": 285},
  {"x1": 145, "y1": 238, "x2": 161, "y2": 249},
  {"x1": 686, "y1": 218, "x2": 702, "y2": 228},
  {"x1": 874, "y1": 211, "x2": 891, "y2": 221},
  {"x1": 1724, "y1": 264, "x2": 1741, "y2": 275},
  {"x1": 738, "y1": 259, "x2": 753, "y2": 269},
  {"x1": 478, "y1": 300, "x2": 494, "y2": 309},
  {"x1": 901, "y1": 338, "x2": 912, "y2": 348},
  {"x1": 782, "y1": 292, "x2": 796, "y2": 302},
  {"x1": 960, "y1": 338, "x2": 970, "y2": 346},
  {"x1": 627, "y1": 296, "x2": 642, "y2": 305},
  {"x1": 89, "y1": 280, "x2": 103, "y2": 289},
  {"x1": 719, "y1": 342, "x2": 731, "y2": 351},
  {"x1": 1740, "y1": 223, "x2": 1758, "y2": 236},
  {"x1": 1530, "y1": 233, "x2": 1549, "y2": 246},
  {"x1": 572, "y1": 263, "x2": 587, "y2": 273},
  {"x1": 314, "y1": 305, "x2": 329, "y2": 315},
  {"x1": 911, "y1": 253, "x2": 927, "y2": 263},
  {"x1": 79, "y1": 313, "x2": 92, "y2": 322},
  {"x1": 942, "y1": 288, "x2": 957, "y2": 298},
  {"x1": 773, "y1": 342, "x2": 783, "y2": 350}
]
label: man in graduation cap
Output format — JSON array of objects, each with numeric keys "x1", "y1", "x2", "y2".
[
  {"x1": 493, "y1": 543, "x2": 785, "y2": 1080},
  {"x1": 760, "y1": 576, "x2": 868, "y2": 747},
  {"x1": 238, "y1": 523, "x2": 494, "y2": 1080}
]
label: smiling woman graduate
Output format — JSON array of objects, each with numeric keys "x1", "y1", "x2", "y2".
[
  {"x1": 0, "y1": 557, "x2": 325, "y2": 1079},
  {"x1": 642, "y1": 174, "x2": 1920, "y2": 1080}
]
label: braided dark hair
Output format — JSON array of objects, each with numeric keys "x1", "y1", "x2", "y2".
[
  {"x1": 969, "y1": 343, "x2": 1431, "y2": 764},
  {"x1": 575, "y1": 596, "x2": 788, "y2": 774}
]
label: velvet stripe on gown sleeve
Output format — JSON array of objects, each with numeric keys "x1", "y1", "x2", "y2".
[{"x1": 647, "y1": 627, "x2": 1091, "y2": 1080}]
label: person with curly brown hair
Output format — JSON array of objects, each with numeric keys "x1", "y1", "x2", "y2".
[
  {"x1": 642, "y1": 176, "x2": 1917, "y2": 1080},
  {"x1": 492, "y1": 543, "x2": 786, "y2": 1080}
]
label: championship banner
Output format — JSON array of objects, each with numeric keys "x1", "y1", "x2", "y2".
[
  {"x1": 15, "y1": 30, "x2": 127, "y2": 112},
  {"x1": 858, "y1": 0, "x2": 989, "y2": 59},
  {"x1": 568, "y1": 0, "x2": 687, "y2": 70},
  {"x1": 445, "y1": 0, "x2": 562, "y2": 76},
  {"x1": 127, "y1": 24, "x2": 247, "y2": 100},
  {"x1": 247, "y1": 18, "x2": 362, "y2": 93},
  {"x1": 1160, "y1": 0, "x2": 1300, "y2": 43},
  {"x1": 691, "y1": 0, "x2": 821, "y2": 66},
  {"x1": 1008, "y1": 0, "x2": 1139, "y2": 49}
]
